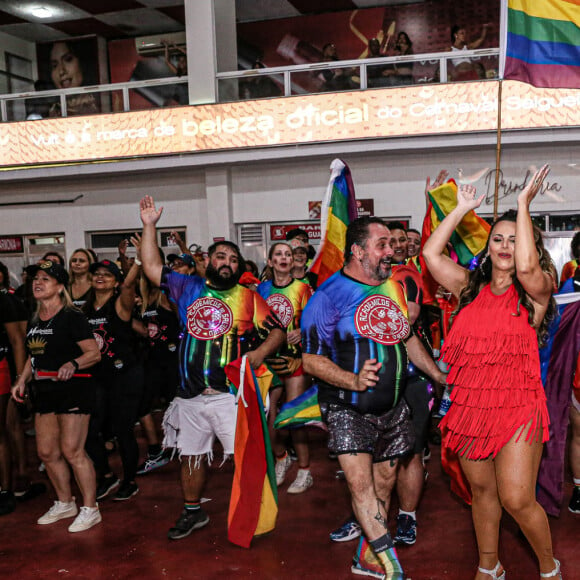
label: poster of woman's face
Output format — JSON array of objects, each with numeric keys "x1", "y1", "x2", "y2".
[{"x1": 36, "y1": 37, "x2": 99, "y2": 90}]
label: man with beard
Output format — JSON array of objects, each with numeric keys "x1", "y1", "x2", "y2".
[
  {"x1": 139, "y1": 196, "x2": 285, "y2": 540},
  {"x1": 301, "y1": 217, "x2": 445, "y2": 580}
]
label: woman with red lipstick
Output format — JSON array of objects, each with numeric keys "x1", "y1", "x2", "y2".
[
  {"x1": 258, "y1": 242, "x2": 314, "y2": 494},
  {"x1": 423, "y1": 165, "x2": 562, "y2": 580}
]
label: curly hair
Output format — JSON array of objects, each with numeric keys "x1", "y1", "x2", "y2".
[{"x1": 453, "y1": 210, "x2": 556, "y2": 346}]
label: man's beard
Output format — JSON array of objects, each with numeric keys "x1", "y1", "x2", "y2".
[
  {"x1": 361, "y1": 254, "x2": 390, "y2": 282},
  {"x1": 205, "y1": 262, "x2": 240, "y2": 289}
]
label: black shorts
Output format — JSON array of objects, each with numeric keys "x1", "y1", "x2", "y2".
[
  {"x1": 404, "y1": 376, "x2": 434, "y2": 454},
  {"x1": 31, "y1": 378, "x2": 96, "y2": 415},
  {"x1": 322, "y1": 399, "x2": 415, "y2": 463},
  {"x1": 139, "y1": 356, "x2": 179, "y2": 417}
]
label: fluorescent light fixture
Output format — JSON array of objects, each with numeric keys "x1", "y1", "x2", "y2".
[{"x1": 31, "y1": 6, "x2": 53, "y2": 18}]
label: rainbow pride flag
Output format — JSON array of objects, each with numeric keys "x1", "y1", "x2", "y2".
[
  {"x1": 224, "y1": 357, "x2": 277, "y2": 548},
  {"x1": 427, "y1": 180, "x2": 491, "y2": 267},
  {"x1": 504, "y1": 0, "x2": 580, "y2": 88},
  {"x1": 308, "y1": 159, "x2": 358, "y2": 286},
  {"x1": 273, "y1": 385, "x2": 325, "y2": 430}
]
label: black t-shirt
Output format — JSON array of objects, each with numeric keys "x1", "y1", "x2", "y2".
[
  {"x1": 0, "y1": 291, "x2": 26, "y2": 363},
  {"x1": 84, "y1": 296, "x2": 139, "y2": 377},
  {"x1": 26, "y1": 307, "x2": 93, "y2": 375},
  {"x1": 141, "y1": 304, "x2": 180, "y2": 362}
]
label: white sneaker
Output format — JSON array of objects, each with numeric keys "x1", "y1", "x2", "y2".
[
  {"x1": 287, "y1": 469, "x2": 313, "y2": 494},
  {"x1": 37, "y1": 500, "x2": 78, "y2": 525},
  {"x1": 68, "y1": 506, "x2": 102, "y2": 533},
  {"x1": 275, "y1": 454, "x2": 292, "y2": 486}
]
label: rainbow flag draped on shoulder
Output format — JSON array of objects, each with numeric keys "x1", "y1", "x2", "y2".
[
  {"x1": 308, "y1": 158, "x2": 358, "y2": 286},
  {"x1": 504, "y1": 0, "x2": 580, "y2": 88},
  {"x1": 224, "y1": 357, "x2": 277, "y2": 548}
]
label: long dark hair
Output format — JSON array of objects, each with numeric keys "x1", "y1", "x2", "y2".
[{"x1": 454, "y1": 210, "x2": 556, "y2": 346}]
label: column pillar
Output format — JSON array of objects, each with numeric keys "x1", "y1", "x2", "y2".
[
  {"x1": 205, "y1": 167, "x2": 234, "y2": 242},
  {"x1": 184, "y1": 0, "x2": 237, "y2": 104}
]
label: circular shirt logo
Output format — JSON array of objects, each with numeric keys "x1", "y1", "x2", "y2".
[
  {"x1": 266, "y1": 294, "x2": 294, "y2": 327},
  {"x1": 147, "y1": 322, "x2": 160, "y2": 340},
  {"x1": 186, "y1": 297, "x2": 233, "y2": 340},
  {"x1": 354, "y1": 295, "x2": 410, "y2": 345}
]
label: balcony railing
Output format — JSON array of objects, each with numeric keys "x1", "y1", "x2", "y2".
[
  {"x1": 216, "y1": 48, "x2": 499, "y2": 101},
  {"x1": 0, "y1": 48, "x2": 499, "y2": 123}
]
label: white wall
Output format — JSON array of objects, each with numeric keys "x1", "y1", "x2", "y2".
[
  {"x1": 0, "y1": 139, "x2": 579, "y2": 270},
  {"x1": 0, "y1": 33, "x2": 36, "y2": 78},
  {"x1": 231, "y1": 143, "x2": 580, "y2": 230}
]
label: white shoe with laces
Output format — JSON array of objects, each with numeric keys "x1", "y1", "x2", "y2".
[
  {"x1": 68, "y1": 505, "x2": 102, "y2": 533},
  {"x1": 275, "y1": 454, "x2": 292, "y2": 486},
  {"x1": 287, "y1": 469, "x2": 313, "y2": 494},
  {"x1": 37, "y1": 500, "x2": 78, "y2": 525}
]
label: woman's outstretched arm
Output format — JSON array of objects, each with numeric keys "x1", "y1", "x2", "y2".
[{"x1": 423, "y1": 184, "x2": 484, "y2": 297}]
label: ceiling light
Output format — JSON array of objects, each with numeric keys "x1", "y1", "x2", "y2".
[{"x1": 31, "y1": 6, "x2": 53, "y2": 19}]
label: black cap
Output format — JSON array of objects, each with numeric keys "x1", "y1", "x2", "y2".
[
  {"x1": 167, "y1": 253, "x2": 195, "y2": 267},
  {"x1": 30, "y1": 260, "x2": 69, "y2": 285},
  {"x1": 286, "y1": 228, "x2": 309, "y2": 241},
  {"x1": 90, "y1": 260, "x2": 123, "y2": 282}
]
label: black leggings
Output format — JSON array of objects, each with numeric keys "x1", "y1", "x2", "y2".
[{"x1": 86, "y1": 366, "x2": 144, "y2": 483}]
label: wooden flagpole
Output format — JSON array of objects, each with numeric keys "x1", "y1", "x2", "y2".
[{"x1": 494, "y1": 79, "x2": 503, "y2": 221}]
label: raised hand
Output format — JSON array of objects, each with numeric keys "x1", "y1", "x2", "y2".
[
  {"x1": 140, "y1": 195, "x2": 163, "y2": 226},
  {"x1": 425, "y1": 169, "x2": 449, "y2": 203},
  {"x1": 130, "y1": 232, "x2": 142, "y2": 260},
  {"x1": 456, "y1": 183, "x2": 484, "y2": 212},
  {"x1": 518, "y1": 164, "x2": 550, "y2": 208}
]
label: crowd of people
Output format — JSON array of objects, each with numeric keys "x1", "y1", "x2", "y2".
[{"x1": 0, "y1": 167, "x2": 577, "y2": 579}]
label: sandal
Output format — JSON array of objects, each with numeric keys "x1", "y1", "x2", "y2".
[
  {"x1": 478, "y1": 561, "x2": 506, "y2": 580},
  {"x1": 540, "y1": 559, "x2": 562, "y2": 579}
]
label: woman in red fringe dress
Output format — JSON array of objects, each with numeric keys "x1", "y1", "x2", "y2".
[{"x1": 423, "y1": 165, "x2": 562, "y2": 580}]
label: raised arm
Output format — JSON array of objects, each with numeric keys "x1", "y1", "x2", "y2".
[
  {"x1": 515, "y1": 165, "x2": 554, "y2": 314},
  {"x1": 424, "y1": 169, "x2": 449, "y2": 210},
  {"x1": 139, "y1": 196, "x2": 164, "y2": 287},
  {"x1": 422, "y1": 184, "x2": 484, "y2": 297},
  {"x1": 467, "y1": 23, "x2": 490, "y2": 49}
]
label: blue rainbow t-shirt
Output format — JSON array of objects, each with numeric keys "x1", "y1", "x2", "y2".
[{"x1": 301, "y1": 270, "x2": 411, "y2": 415}]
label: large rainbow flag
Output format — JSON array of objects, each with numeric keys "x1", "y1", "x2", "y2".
[
  {"x1": 308, "y1": 159, "x2": 358, "y2": 286},
  {"x1": 224, "y1": 357, "x2": 277, "y2": 548},
  {"x1": 537, "y1": 291, "x2": 580, "y2": 515},
  {"x1": 504, "y1": 0, "x2": 580, "y2": 88}
]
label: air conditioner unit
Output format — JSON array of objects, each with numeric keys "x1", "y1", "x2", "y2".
[{"x1": 135, "y1": 31, "x2": 186, "y2": 56}]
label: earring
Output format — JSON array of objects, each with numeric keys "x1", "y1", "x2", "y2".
[{"x1": 479, "y1": 254, "x2": 489, "y2": 272}]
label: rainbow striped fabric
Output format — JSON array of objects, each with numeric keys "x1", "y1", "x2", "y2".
[
  {"x1": 224, "y1": 357, "x2": 277, "y2": 548},
  {"x1": 308, "y1": 159, "x2": 358, "y2": 286},
  {"x1": 427, "y1": 180, "x2": 491, "y2": 267},
  {"x1": 273, "y1": 385, "x2": 325, "y2": 430},
  {"x1": 505, "y1": 0, "x2": 580, "y2": 88}
]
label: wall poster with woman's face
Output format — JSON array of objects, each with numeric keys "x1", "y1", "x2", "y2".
[{"x1": 35, "y1": 36, "x2": 101, "y2": 118}]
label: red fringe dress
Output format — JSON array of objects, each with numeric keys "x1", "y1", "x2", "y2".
[{"x1": 440, "y1": 284, "x2": 550, "y2": 460}]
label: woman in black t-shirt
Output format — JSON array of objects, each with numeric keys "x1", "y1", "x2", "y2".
[
  {"x1": 83, "y1": 257, "x2": 144, "y2": 502},
  {"x1": 11, "y1": 261, "x2": 101, "y2": 532}
]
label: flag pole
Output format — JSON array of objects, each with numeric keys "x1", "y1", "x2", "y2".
[
  {"x1": 494, "y1": 79, "x2": 502, "y2": 221},
  {"x1": 495, "y1": 0, "x2": 508, "y2": 220}
]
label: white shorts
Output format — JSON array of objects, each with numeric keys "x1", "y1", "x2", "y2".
[{"x1": 162, "y1": 393, "x2": 236, "y2": 460}]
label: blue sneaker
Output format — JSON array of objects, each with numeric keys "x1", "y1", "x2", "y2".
[
  {"x1": 394, "y1": 514, "x2": 417, "y2": 545},
  {"x1": 330, "y1": 516, "x2": 361, "y2": 542}
]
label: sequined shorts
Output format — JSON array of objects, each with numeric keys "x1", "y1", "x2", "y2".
[{"x1": 323, "y1": 399, "x2": 415, "y2": 463}]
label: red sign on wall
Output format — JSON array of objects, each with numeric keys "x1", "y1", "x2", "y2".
[
  {"x1": 270, "y1": 224, "x2": 321, "y2": 241},
  {"x1": 0, "y1": 236, "x2": 23, "y2": 253}
]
